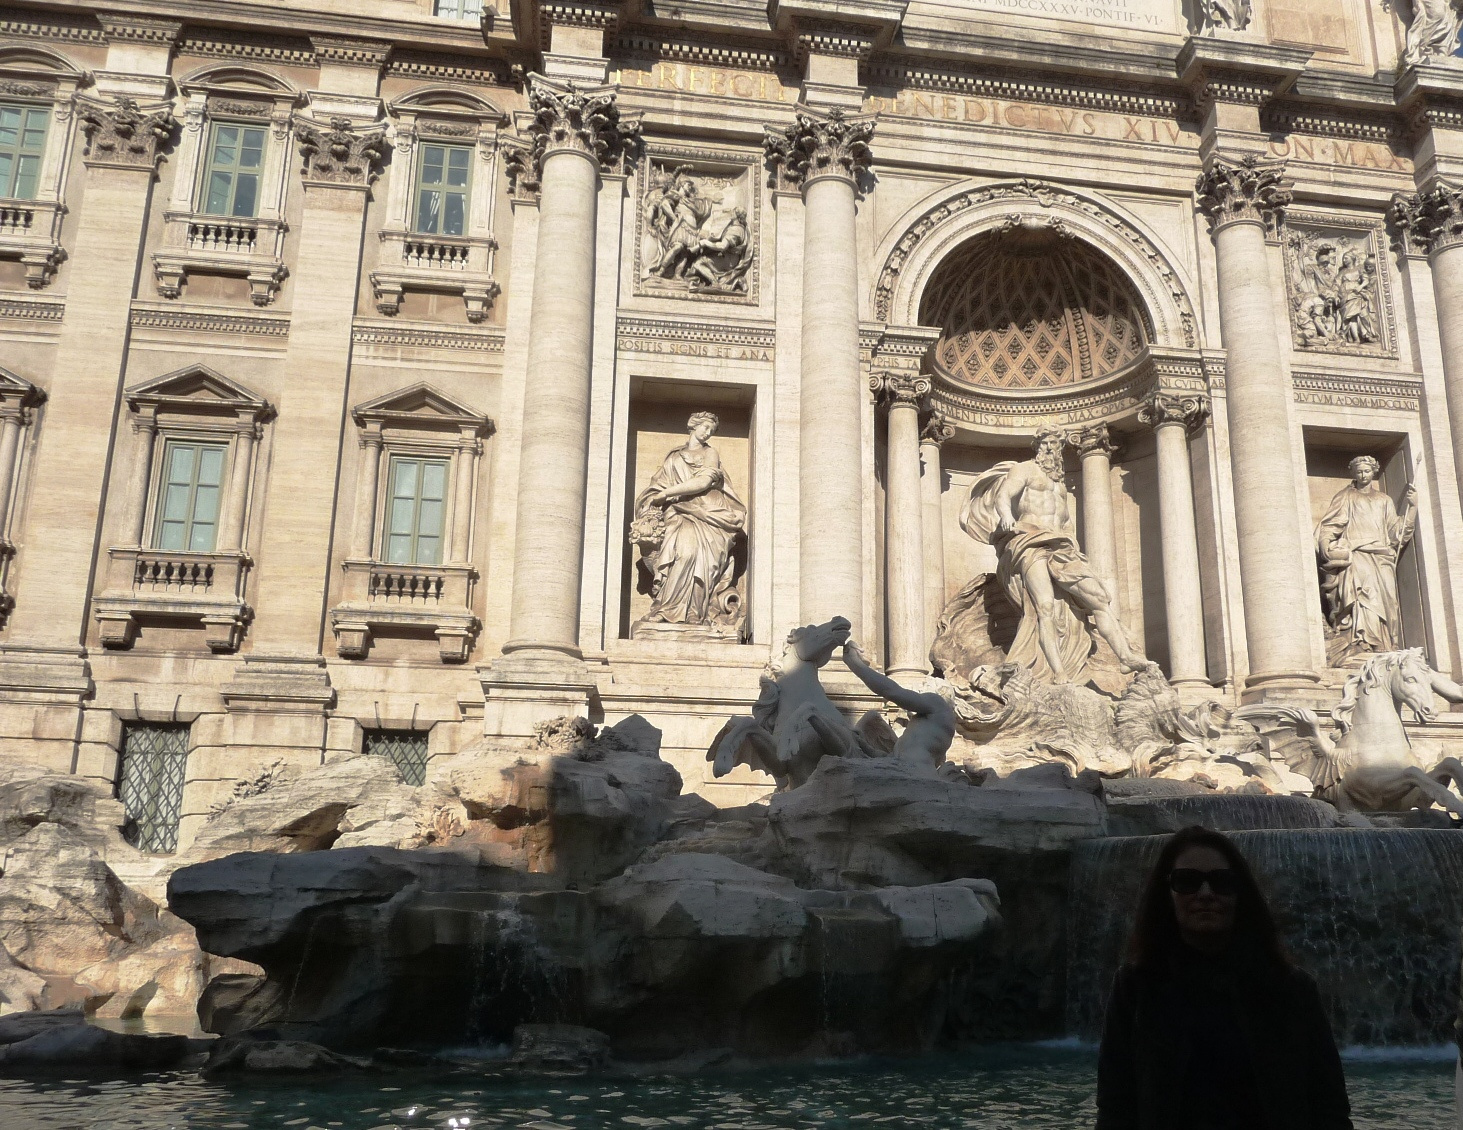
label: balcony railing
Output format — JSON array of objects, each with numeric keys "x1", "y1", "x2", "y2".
[
  {"x1": 185, "y1": 219, "x2": 259, "y2": 256},
  {"x1": 0, "y1": 205, "x2": 34, "y2": 236},
  {"x1": 368, "y1": 564, "x2": 447, "y2": 604},
  {"x1": 134, "y1": 552, "x2": 215, "y2": 592},
  {"x1": 401, "y1": 237, "x2": 471, "y2": 271}
]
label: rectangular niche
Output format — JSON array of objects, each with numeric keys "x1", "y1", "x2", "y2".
[
  {"x1": 635, "y1": 147, "x2": 760, "y2": 306},
  {"x1": 1304, "y1": 428, "x2": 1425, "y2": 667},
  {"x1": 619, "y1": 381, "x2": 755, "y2": 644}
]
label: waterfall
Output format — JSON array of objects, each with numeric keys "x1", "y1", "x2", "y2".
[{"x1": 1066, "y1": 829, "x2": 1463, "y2": 1046}]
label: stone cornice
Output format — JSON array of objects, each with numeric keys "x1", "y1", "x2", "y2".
[
  {"x1": 1177, "y1": 38, "x2": 1312, "y2": 110},
  {"x1": 767, "y1": 0, "x2": 906, "y2": 58},
  {"x1": 97, "y1": 14, "x2": 182, "y2": 45},
  {"x1": 310, "y1": 35, "x2": 393, "y2": 69},
  {"x1": 614, "y1": 31, "x2": 789, "y2": 72}
]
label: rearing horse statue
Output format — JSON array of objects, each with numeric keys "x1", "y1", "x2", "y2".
[{"x1": 1236, "y1": 648, "x2": 1463, "y2": 815}]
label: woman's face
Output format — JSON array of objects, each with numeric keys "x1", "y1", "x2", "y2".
[
  {"x1": 690, "y1": 421, "x2": 714, "y2": 443},
  {"x1": 1170, "y1": 844, "x2": 1238, "y2": 947}
]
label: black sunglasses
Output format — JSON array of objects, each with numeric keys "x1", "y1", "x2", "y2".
[{"x1": 1168, "y1": 868, "x2": 1238, "y2": 897}]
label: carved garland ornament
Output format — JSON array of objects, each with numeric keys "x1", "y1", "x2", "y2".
[
  {"x1": 295, "y1": 117, "x2": 390, "y2": 186},
  {"x1": 1388, "y1": 183, "x2": 1463, "y2": 257},
  {"x1": 874, "y1": 179, "x2": 1199, "y2": 349},
  {"x1": 763, "y1": 107, "x2": 874, "y2": 189},
  {"x1": 1194, "y1": 154, "x2": 1292, "y2": 232},
  {"x1": 503, "y1": 80, "x2": 642, "y2": 196},
  {"x1": 79, "y1": 97, "x2": 176, "y2": 168}
]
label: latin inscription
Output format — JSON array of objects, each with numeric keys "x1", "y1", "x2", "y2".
[
  {"x1": 864, "y1": 92, "x2": 1200, "y2": 150},
  {"x1": 618, "y1": 335, "x2": 773, "y2": 362},
  {"x1": 1268, "y1": 137, "x2": 1411, "y2": 173},
  {"x1": 615, "y1": 63, "x2": 791, "y2": 103},
  {"x1": 954, "y1": 0, "x2": 1176, "y2": 31}
]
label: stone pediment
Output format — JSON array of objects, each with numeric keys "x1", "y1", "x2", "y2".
[
  {"x1": 126, "y1": 364, "x2": 271, "y2": 420},
  {"x1": 389, "y1": 87, "x2": 506, "y2": 123},
  {"x1": 351, "y1": 383, "x2": 493, "y2": 435},
  {"x1": 0, "y1": 367, "x2": 45, "y2": 411}
]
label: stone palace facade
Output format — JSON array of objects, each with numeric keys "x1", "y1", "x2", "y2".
[{"x1": 2, "y1": 0, "x2": 1463, "y2": 849}]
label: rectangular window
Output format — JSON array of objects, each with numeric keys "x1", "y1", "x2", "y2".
[
  {"x1": 413, "y1": 143, "x2": 471, "y2": 236},
  {"x1": 201, "y1": 122, "x2": 266, "y2": 218},
  {"x1": 153, "y1": 440, "x2": 227, "y2": 553},
  {"x1": 116, "y1": 724, "x2": 189, "y2": 853},
  {"x1": 364, "y1": 728, "x2": 429, "y2": 787},
  {"x1": 384, "y1": 455, "x2": 448, "y2": 565},
  {"x1": 0, "y1": 103, "x2": 49, "y2": 201},
  {"x1": 433, "y1": 0, "x2": 482, "y2": 20}
]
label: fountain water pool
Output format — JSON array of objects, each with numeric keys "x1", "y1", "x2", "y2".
[
  {"x1": 1066, "y1": 828, "x2": 1463, "y2": 1045},
  {"x1": 0, "y1": 1042, "x2": 1451, "y2": 1129}
]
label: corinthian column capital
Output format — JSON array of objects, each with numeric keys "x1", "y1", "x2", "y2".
[
  {"x1": 870, "y1": 371, "x2": 931, "y2": 409},
  {"x1": 78, "y1": 97, "x2": 175, "y2": 170},
  {"x1": 1139, "y1": 392, "x2": 1210, "y2": 432},
  {"x1": 1195, "y1": 154, "x2": 1291, "y2": 233},
  {"x1": 505, "y1": 78, "x2": 641, "y2": 196},
  {"x1": 1388, "y1": 183, "x2": 1463, "y2": 258},
  {"x1": 764, "y1": 106, "x2": 875, "y2": 190},
  {"x1": 1073, "y1": 422, "x2": 1120, "y2": 459},
  {"x1": 295, "y1": 117, "x2": 390, "y2": 187}
]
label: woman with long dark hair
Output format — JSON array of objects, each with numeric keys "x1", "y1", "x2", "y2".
[{"x1": 1096, "y1": 826, "x2": 1352, "y2": 1130}]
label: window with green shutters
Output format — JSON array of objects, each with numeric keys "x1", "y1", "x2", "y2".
[
  {"x1": 413, "y1": 143, "x2": 471, "y2": 236},
  {"x1": 201, "y1": 122, "x2": 266, "y2": 218},
  {"x1": 153, "y1": 440, "x2": 227, "y2": 553},
  {"x1": 383, "y1": 455, "x2": 449, "y2": 565},
  {"x1": 433, "y1": 0, "x2": 482, "y2": 21},
  {"x1": 0, "y1": 103, "x2": 49, "y2": 201}
]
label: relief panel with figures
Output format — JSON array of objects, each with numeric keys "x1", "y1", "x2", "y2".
[
  {"x1": 1283, "y1": 215, "x2": 1396, "y2": 359},
  {"x1": 635, "y1": 151, "x2": 758, "y2": 305}
]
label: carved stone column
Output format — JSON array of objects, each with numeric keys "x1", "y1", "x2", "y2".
[
  {"x1": 872, "y1": 372, "x2": 930, "y2": 679},
  {"x1": 5, "y1": 93, "x2": 177, "y2": 646},
  {"x1": 1139, "y1": 393, "x2": 1211, "y2": 688},
  {"x1": 1073, "y1": 424, "x2": 1120, "y2": 610},
  {"x1": 1197, "y1": 154, "x2": 1318, "y2": 691},
  {"x1": 766, "y1": 108, "x2": 875, "y2": 631},
  {"x1": 0, "y1": 407, "x2": 27, "y2": 546},
  {"x1": 217, "y1": 424, "x2": 258, "y2": 555},
  {"x1": 449, "y1": 430, "x2": 480, "y2": 563},
  {"x1": 1392, "y1": 183, "x2": 1463, "y2": 511},
  {"x1": 247, "y1": 114, "x2": 390, "y2": 654},
  {"x1": 919, "y1": 410, "x2": 955, "y2": 650},
  {"x1": 350, "y1": 428, "x2": 383, "y2": 559},
  {"x1": 120, "y1": 414, "x2": 159, "y2": 549},
  {"x1": 501, "y1": 79, "x2": 639, "y2": 663}
]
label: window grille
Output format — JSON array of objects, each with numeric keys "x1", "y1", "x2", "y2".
[
  {"x1": 383, "y1": 455, "x2": 449, "y2": 565},
  {"x1": 364, "y1": 728, "x2": 429, "y2": 786},
  {"x1": 154, "y1": 440, "x2": 227, "y2": 553},
  {"x1": 433, "y1": 0, "x2": 482, "y2": 20},
  {"x1": 413, "y1": 143, "x2": 471, "y2": 236},
  {"x1": 202, "y1": 122, "x2": 266, "y2": 218},
  {"x1": 0, "y1": 103, "x2": 49, "y2": 201},
  {"x1": 116, "y1": 724, "x2": 189, "y2": 853}
]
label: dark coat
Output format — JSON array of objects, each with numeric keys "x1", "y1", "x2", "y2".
[{"x1": 1096, "y1": 953, "x2": 1353, "y2": 1130}]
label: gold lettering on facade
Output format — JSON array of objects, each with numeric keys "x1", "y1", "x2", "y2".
[
  {"x1": 865, "y1": 93, "x2": 1186, "y2": 147},
  {"x1": 1268, "y1": 138, "x2": 1411, "y2": 172},
  {"x1": 615, "y1": 63, "x2": 791, "y2": 103}
]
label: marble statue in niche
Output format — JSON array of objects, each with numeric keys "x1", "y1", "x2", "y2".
[
  {"x1": 629, "y1": 412, "x2": 748, "y2": 642},
  {"x1": 1315, "y1": 455, "x2": 1417, "y2": 664},
  {"x1": 955, "y1": 427, "x2": 1148, "y2": 685},
  {"x1": 1399, "y1": 0, "x2": 1463, "y2": 67},
  {"x1": 640, "y1": 163, "x2": 754, "y2": 298},
  {"x1": 1286, "y1": 232, "x2": 1383, "y2": 350},
  {"x1": 1199, "y1": 0, "x2": 1252, "y2": 32}
]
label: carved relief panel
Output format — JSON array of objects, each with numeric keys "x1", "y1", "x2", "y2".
[
  {"x1": 1282, "y1": 214, "x2": 1396, "y2": 359},
  {"x1": 635, "y1": 148, "x2": 759, "y2": 305}
]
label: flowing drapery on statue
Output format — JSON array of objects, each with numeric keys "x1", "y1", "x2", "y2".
[
  {"x1": 630, "y1": 412, "x2": 748, "y2": 640},
  {"x1": 1315, "y1": 455, "x2": 1417, "y2": 660},
  {"x1": 956, "y1": 429, "x2": 1147, "y2": 685}
]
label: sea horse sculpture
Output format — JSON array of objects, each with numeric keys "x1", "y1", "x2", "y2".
[
  {"x1": 1236, "y1": 648, "x2": 1463, "y2": 815},
  {"x1": 707, "y1": 617, "x2": 955, "y2": 789}
]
